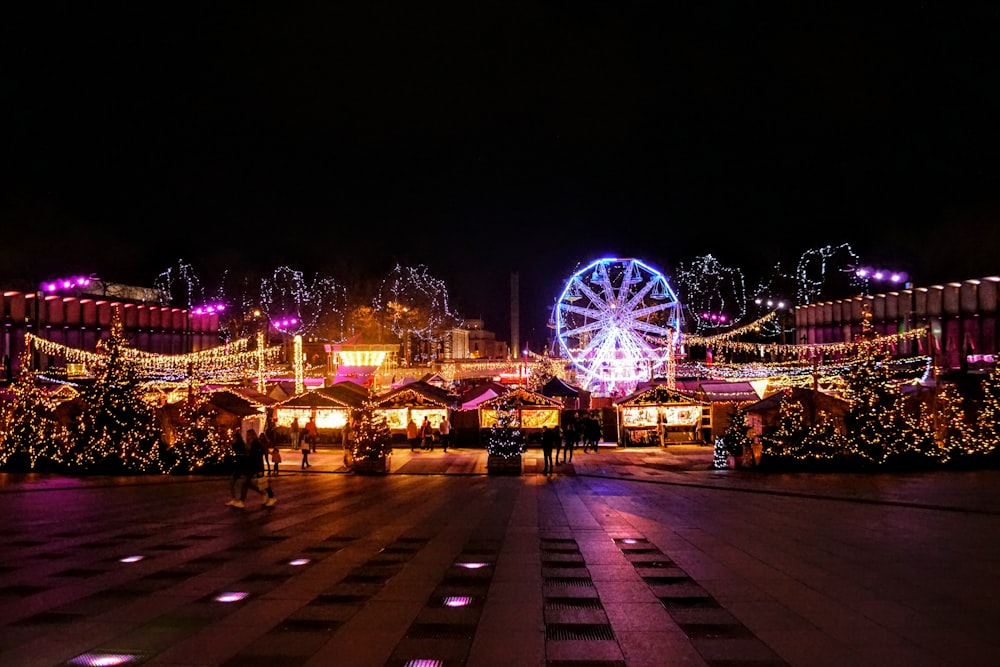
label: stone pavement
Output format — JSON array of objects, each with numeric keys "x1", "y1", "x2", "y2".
[{"x1": 2, "y1": 443, "x2": 999, "y2": 666}]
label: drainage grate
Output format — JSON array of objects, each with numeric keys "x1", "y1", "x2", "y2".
[
  {"x1": 543, "y1": 560, "x2": 587, "y2": 569},
  {"x1": 643, "y1": 575, "x2": 691, "y2": 585},
  {"x1": 143, "y1": 570, "x2": 191, "y2": 581},
  {"x1": 659, "y1": 596, "x2": 720, "y2": 609},
  {"x1": 677, "y1": 622, "x2": 754, "y2": 639},
  {"x1": 440, "y1": 575, "x2": 492, "y2": 588},
  {"x1": 620, "y1": 547, "x2": 661, "y2": 555},
  {"x1": 277, "y1": 618, "x2": 342, "y2": 632},
  {"x1": 544, "y1": 576, "x2": 594, "y2": 587},
  {"x1": 310, "y1": 593, "x2": 369, "y2": 605},
  {"x1": 241, "y1": 572, "x2": 290, "y2": 582},
  {"x1": 406, "y1": 622, "x2": 477, "y2": 639},
  {"x1": 546, "y1": 623, "x2": 615, "y2": 641},
  {"x1": 541, "y1": 538, "x2": 578, "y2": 546},
  {"x1": 545, "y1": 597, "x2": 603, "y2": 610}
]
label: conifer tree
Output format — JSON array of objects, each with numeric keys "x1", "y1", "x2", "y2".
[
  {"x1": 716, "y1": 406, "x2": 753, "y2": 467},
  {"x1": 75, "y1": 310, "x2": 161, "y2": 472},
  {"x1": 486, "y1": 394, "x2": 525, "y2": 458},
  {"x1": 350, "y1": 395, "x2": 393, "y2": 462},
  {"x1": 0, "y1": 347, "x2": 70, "y2": 470}
]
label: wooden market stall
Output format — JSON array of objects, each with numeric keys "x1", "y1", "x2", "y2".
[
  {"x1": 615, "y1": 384, "x2": 708, "y2": 446},
  {"x1": 375, "y1": 380, "x2": 456, "y2": 441},
  {"x1": 478, "y1": 387, "x2": 562, "y2": 444}
]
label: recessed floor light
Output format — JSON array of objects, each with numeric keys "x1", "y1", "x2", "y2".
[
  {"x1": 66, "y1": 652, "x2": 145, "y2": 666},
  {"x1": 288, "y1": 558, "x2": 310, "y2": 566},
  {"x1": 213, "y1": 591, "x2": 249, "y2": 603},
  {"x1": 441, "y1": 596, "x2": 475, "y2": 608},
  {"x1": 403, "y1": 660, "x2": 443, "y2": 667},
  {"x1": 455, "y1": 561, "x2": 490, "y2": 569},
  {"x1": 118, "y1": 556, "x2": 144, "y2": 563}
]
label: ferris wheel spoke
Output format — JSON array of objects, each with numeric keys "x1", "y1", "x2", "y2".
[
  {"x1": 631, "y1": 319, "x2": 675, "y2": 337},
  {"x1": 559, "y1": 300, "x2": 606, "y2": 319},
  {"x1": 622, "y1": 279, "x2": 656, "y2": 311},
  {"x1": 561, "y1": 319, "x2": 607, "y2": 339},
  {"x1": 629, "y1": 300, "x2": 678, "y2": 320}
]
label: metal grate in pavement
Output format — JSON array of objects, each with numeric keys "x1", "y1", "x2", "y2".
[
  {"x1": 677, "y1": 622, "x2": 755, "y2": 639},
  {"x1": 544, "y1": 576, "x2": 594, "y2": 587},
  {"x1": 277, "y1": 618, "x2": 342, "y2": 632},
  {"x1": 543, "y1": 560, "x2": 587, "y2": 568},
  {"x1": 546, "y1": 623, "x2": 616, "y2": 641},
  {"x1": 545, "y1": 596, "x2": 604, "y2": 610},
  {"x1": 310, "y1": 593, "x2": 369, "y2": 605}
]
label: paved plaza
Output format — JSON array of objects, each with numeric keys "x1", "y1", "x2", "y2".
[{"x1": 2, "y1": 443, "x2": 999, "y2": 666}]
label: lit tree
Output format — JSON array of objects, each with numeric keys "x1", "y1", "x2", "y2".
[
  {"x1": 160, "y1": 390, "x2": 229, "y2": 473},
  {"x1": 965, "y1": 362, "x2": 1000, "y2": 463},
  {"x1": 260, "y1": 266, "x2": 347, "y2": 341},
  {"x1": 761, "y1": 397, "x2": 808, "y2": 462},
  {"x1": 350, "y1": 396, "x2": 393, "y2": 463},
  {"x1": 486, "y1": 394, "x2": 525, "y2": 459},
  {"x1": 373, "y1": 264, "x2": 462, "y2": 365},
  {"x1": 527, "y1": 352, "x2": 558, "y2": 391},
  {"x1": 715, "y1": 406, "x2": 753, "y2": 469},
  {"x1": 0, "y1": 347, "x2": 71, "y2": 470},
  {"x1": 74, "y1": 310, "x2": 162, "y2": 473}
]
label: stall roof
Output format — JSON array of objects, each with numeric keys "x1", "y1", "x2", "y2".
[
  {"x1": 696, "y1": 381, "x2": 761, "y2": 403},
  {"x1": 207, "y1": 390, "x2": 266, "y2": 417},
  {"x1": 743, "y1": 387, "x2": 850, "y2": 419},
  {"x1": 377, "y1": 380, "x2": 455, "y2": 408},
  {"x1": 540, "y1": 376, "x2": 584, "y2": 398},
  {"x1": 314, "y1": 384, "x2": 368, "y2": 408},
  {"x1": 277, "y1": 390, "x2": 353, "y2": 409},
  {"x1": 479, "y1": 387, "x2": 562, "y2": 408},
  {"x1": 615, "y1": 384, "x2": 704, "y2": 406},
  {"x1": 457, "y1": 381, "x2": 508, "y2": 410}
]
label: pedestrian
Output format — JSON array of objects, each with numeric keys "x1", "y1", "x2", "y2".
[
  {"x1": 305, "y1": 415, "x2": 319, "y2": 453},
  {"x1": 225, "y1": 429, "x2": 248, "y2": 507},
  {"x1": 240, "y1": 429, "x2": 277, "y2": 507},
  {"x1": 420, "y1": 416, "x2": 433, "y2": 450},
  {"x1": 540, "y1": 425, "x2": 556, "y2": 475},
  {"x1": 584, "y1": 413, "x2": 602, "y2": 453},
  {"x1": 553, "y1": 422, "x2": 564, "y2": 465},
  {"x1": 561, "y1": 417, "x2": 577, "y2": 464},
  {"x1": 289, "y1": 417, "x2": 301, "y2": 452},
  {"x1": 438, "y1": 413, "x2": 451, "y2": 452},
  {"x1": 270, "y1": 441, "x2": 282, "y2": 476},
  {"x1": 341, "y1": 414, "x2": 353, "y2": 451},
  {"x1": 407, "y1": 417, "x2": 419, "y2": 451},
  {"x1": 300, "y1": 428, "x2": 311, "y2": 469},
  {"x1": 259, "y1": 427, "x2": 272, "y2": 474}
]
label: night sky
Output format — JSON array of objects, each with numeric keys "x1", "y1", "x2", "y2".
[{"x1": 5, "y1": 4, "x2": 1000, "y2": 345}]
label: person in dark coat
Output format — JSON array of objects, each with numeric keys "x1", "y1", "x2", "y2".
[
  {"x1": 225, "y1": 430, "x2": 248, "y2": 506},
  {"x1": 540, "y1": 425, "x2": 557, "y2": 475},
  {"x1": 238, "y1": 429, "x2": 277, "y2": 508}
]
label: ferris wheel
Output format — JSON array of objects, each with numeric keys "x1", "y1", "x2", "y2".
[{"x1": 552, "y1": 257, "x2": 683, "y2": 396}]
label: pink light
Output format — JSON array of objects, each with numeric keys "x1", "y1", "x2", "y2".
[
  {"x1": 214, "y1": 591, "x2": 249, "y2": 602},
  {"x1": 288, "y1": 558, "x2": 310, "y2": 566},
  {"x1": 67, "y1": 653, "x2": 144, "y2": 666},
  {"x1": 455, "y1": 561, "x2": 490, "y2": 569},
  {"x1": 119, "y1": 555, "x2": 144, "y2": 563},
  {"x1": 442, "y1": 595, "x2": 474, "y2": 607},
  {"x1": 403, "y1": 660, "x2": 443, "y2": 667}
]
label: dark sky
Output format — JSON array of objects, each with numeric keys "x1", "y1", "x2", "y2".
[{"x1": 5, "y1": 3, "x2": 1000, "y2": 346}]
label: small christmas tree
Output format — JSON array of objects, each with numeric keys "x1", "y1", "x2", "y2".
[
  {"x1": 350, "y1": 396, "x2": 393, "y2": 462},
  {"x1": 486, "y1": 394, "x2": 525, "y2": 459},
  {"x1": 716, "y1": 406, "x2": 752, "y2": 468}
]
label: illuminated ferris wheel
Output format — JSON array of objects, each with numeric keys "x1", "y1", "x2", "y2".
[{"x1": 553, "y1": 257, "x2": 682, "y2": 396}]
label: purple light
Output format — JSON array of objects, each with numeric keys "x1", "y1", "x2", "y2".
[
  {"x1": 441, "y1": 595, "x2": 474, "y2": 608},
  {"x1": 67, "y1": 653, "x2": 145, "y2": 666},
  {"x1": 214, "y1": 591, "x2": 249, "y2": 603},
  {"x1": 288, "y1": 558, "x2": 310, "y2": 566},
  {"x1": 455, "y1": 561, "x2": 490, "y2": 569},
  {"x1": 118, "y1": 555, "x2": 144, "y2": 563},
  {"x1": 403, "y1": 660, "x2": 444, "y2": 667}
]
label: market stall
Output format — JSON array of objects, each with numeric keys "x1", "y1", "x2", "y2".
[{"x1": 615, "y1": 384, "x2": 707, "y2": 446}]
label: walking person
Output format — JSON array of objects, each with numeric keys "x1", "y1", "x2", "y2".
[
  {"x1": 240, "y1": 429, "x2": 277, "y2": 507},
  {"x1": 259, "y1": 427, "x2": 273, "y2": 475},
  {"x1": 540, "y1": 425, "x2": 556, "y2": 475},
  {"x1": 305, "y1": 415, "x2": 319, "y2": 453},
  {"x1": 438, "y1": 413, "x2": 451, "y2": 452},
  {"x1": 300, "y1": 429, "x2": 311, "y2": 469},
  {"x1": 225, "y1": 429, "x2": 248, "y2": 507},
  {"x1": 584, "y1": 412, "x2": 602, "y2": 453},
  {"x1": 289, "y1": 417, "x2": 301, "y2": 452},
  {"x1": 552, "y1": 422, "x2": 564, "y2": 465},
  {"x1": 561, "y1": 417, "x2": 578, "y2": 464},
  {"x1": 270, "y1": 441, "x2": 282, "y2": 476},
  {"x1": 407, "y1": 417, "x2": 420, "y2": 451},
  {"x1": 420, "y1": 416, "x2": 433, "y2": 450}
]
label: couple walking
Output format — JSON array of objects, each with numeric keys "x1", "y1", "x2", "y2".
[{"x1": 226, "y1": 428, "x2": 277, "y2": 508}]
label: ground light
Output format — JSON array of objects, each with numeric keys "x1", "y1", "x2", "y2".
[{"x1": 66, "y1": 653, "x2": 146, "y2": 666}]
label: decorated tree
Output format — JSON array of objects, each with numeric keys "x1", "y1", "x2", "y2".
[
  {"x1": 761, "y1": 398, "x2": 808, "y2": 462},
  {"x1": 350, "y1": 396, "x2": 393, "y2": 463},
  {"x1": 160, "y1": 389, "x2": 229, "y2": 473},
  {"x1": 715, "y1": 406, "x2": 753, "y2": 468},
  {"x1": 965, "y1": 362, "x2": 1000, "y2": 463},
  {"x1": 0, "y1": 347, "x2": 71, "y2": 470},
  {"x1": 74, "y1": 311, "x2": 162, "y2": 473},
  {"x1": 486, "y1": 394, "x2": 525, "y2": 459},
  {"x1": 527, "y1": 353, "x2": 558, "y2": 391}
]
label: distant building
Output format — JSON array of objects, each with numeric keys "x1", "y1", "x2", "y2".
[{"x1": 462, "y1": 319, "x2": 509, "y2": 360}]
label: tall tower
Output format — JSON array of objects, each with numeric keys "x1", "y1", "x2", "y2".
[{"x1": 510, "y1": 271, "x2": 520, "y2": 358}]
